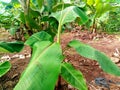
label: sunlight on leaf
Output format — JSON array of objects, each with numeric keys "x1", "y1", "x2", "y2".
[{"x1": 50, "y1": 6, "x2": 88, "y2": 25}]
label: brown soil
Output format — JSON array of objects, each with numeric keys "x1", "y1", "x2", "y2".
[{"x1": 1, "y1": 30, "x2": 120, "y2": 90}]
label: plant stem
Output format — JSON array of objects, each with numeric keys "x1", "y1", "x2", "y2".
[
  {"x1": 57, "y1": 23, "x2": 62, "y2": 43},
  {"x1": 57, "y1": 4, "x2": 64, "y2": 43}
]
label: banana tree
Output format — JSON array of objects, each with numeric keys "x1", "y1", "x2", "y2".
[
  {"x1": 1, "y1": 1, "x2": 120, "y2": 90},
  {"x1": 13, "y1": 5, "x2": 120, "y2": 90},
  {"x1": 0, "y1": 0, "x2": 24, "y2": 39},
  {"x1": 19, "y1": 0, "x2": 81, "y2": 37},
  {"x1": 83, "y1": 0, "x2": 120, "y2": 32}
]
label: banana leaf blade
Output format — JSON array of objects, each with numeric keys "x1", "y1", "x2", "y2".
[
  {"x1": 68, "y1": 40, "x2": 120, "y2": 76},
  {"x1": 50, "y1": 6, "x2": 88, "y2": 25},
  {"x1": 14, "y1": 41, "x2": 64, "y2": 90},
  {"x1": 0, "y1": 61, "x2": 11, "y2": 77},
  {"x1": 25, "y1": 31, "x2": 53, "y2": 47},
  {"x1": 0, "y1": 41, "x2": 24, "y2": 53},
  {"x1": 61, "y1": 62, "x2": 88, "y2": 90}
]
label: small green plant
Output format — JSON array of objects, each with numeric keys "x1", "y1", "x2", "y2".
[
  {"x1": 0, "y1": 1, "x2": 120, "y2": 90},
  {"x1": 83, "y1": 0, "x2": 120, "y2": 32}
]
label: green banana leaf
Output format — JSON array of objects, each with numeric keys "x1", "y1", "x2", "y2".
[
  {"x1": 0, "y1": 41, "x2": 24, "y2": 53},
  {"x1": 68, "y1": 40, "x2": 120, "y2": 76},
  {"x1": 95, "y1": 3, "x2": 117, "y2": 18},
  {"x1": 45, "y1": 0, "x2": 54, "y2": 12},
  {"x1": 85, "y1": 0, "x2": 120, "y2": 18},
  {"x1": 37, "y1": 0, "x2": 44, "y2": 9},
  {"x1": 50, "y1": 6, "x2": 88, "y2": 25},
  {"x1": 61, "y1": 62, "x2": 87, "y2": 90},
  {"x1": 25, "y1": 15, "x2": 40, "y2": 30},
  {"x1": 52, "y1": 3, "x2": 72, "y2": 12},
  {"x1": 25, "y1": 31, "x2": 53, "y2": 47},
  {"x1": 14, "y1": 41, "x2": 64, "y2": 90},
  {"x1": 87, "y1": 0, "x2": 94, "y2": 6},
  {"x1": 0, "y1": 61, "x2": 11, "y2": 77}
]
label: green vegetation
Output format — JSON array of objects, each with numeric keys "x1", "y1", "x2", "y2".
[
  {"x1": 82, "y1": 0, "x2": 120, "y2": 32},
  {"x1": 0, "y1": 0, "x2": 120, "y2": 90},
  {"x1": 0, "y1": 41, "x2": 24, "y2": 77},
  {"x1": 99, "y1": 8, "x2": 120, "y2": 33}
]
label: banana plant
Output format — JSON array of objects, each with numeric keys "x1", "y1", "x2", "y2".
[
  {"x1": 13, "y1": 5, "x2": 120, "y2": 90},
  {"x1": 19, "y1": 0, "x2": 79, "y2": 36},
  {"x1": 83, "y1": 0, "x2": 120, "y2": 31},
  {"x1": 1, "y1": 1, "x2": 120, "y2": 90},
  {"x1": 0, "y1": 0, "x2": 24, "y2": 39},
  {"x1": 86, "y1": 0, "x2": 120, "y2": 18}
]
